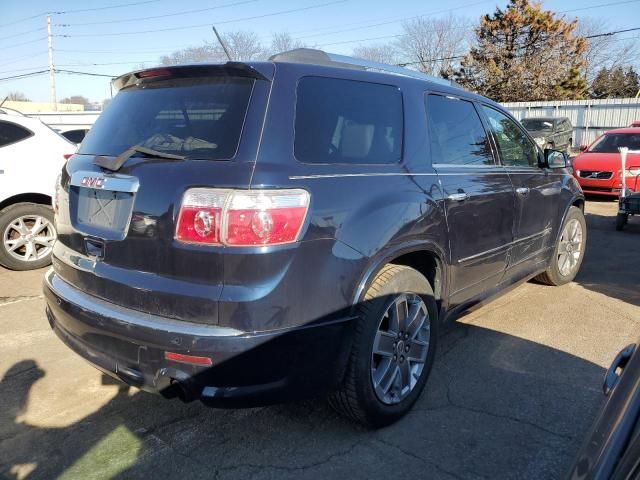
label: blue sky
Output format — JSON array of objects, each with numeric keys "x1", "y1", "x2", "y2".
[{"x1": 1, "y1": 0, "x2": 639, "y2": 103}]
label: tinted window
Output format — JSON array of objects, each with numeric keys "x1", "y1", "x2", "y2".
[
  {"x1": 483, "y1": 106, "x2": 538, "y2": 168},
  {"x1": 589, "y1": 133, "x2": 640, "y2": 153},
  {"x1": 79, "y1": 77, "x2": 254, "y2": 160},
  {"x1": 295, "y1": 77, "x2": 403, "y2": 164},
  {"x1": 62, "y1": 129, "x2": 88, "y2": 144},
  {"x1": 426, "y1": 94, "x2": 494, "y2": 166},
  {"x1": 0, "y1": 121, "x2": 32, "y2": 147},
  {"x1": 521, "y1": 118, "x2": 554, "y2": 132}
]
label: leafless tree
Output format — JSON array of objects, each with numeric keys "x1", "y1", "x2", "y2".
[
  {"x1": 575, "y1": 17, "x2": 639, "y2": 84},
  {"x1": 352, "y1": 44, "x2": 400, "y2": 65},
  {"x1": 395, "y1": 15, "x2": 472, "y2": 75},
  {"x1": 160, "y1": 31, "x2": 265, "y2": 64},
  {"x1": 6, "y1": 91, "x2": 29, "y2": 101},
  {"x1": 269, "y1": 32, "x2": 306, "y2": 56}
]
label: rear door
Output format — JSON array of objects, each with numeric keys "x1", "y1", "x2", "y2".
[
  {"x1": 426, "y1": 94, "x2": 516, "y2": 306},
  {"x1": 0, "y1": 120, "x2": 34, "y2": 199},
  {"x1": 481, "y1": 105, "x2": 561, "y2": 275}
]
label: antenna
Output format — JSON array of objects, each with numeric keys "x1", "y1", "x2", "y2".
[{"x1": 212, "y1": 26, "x2": 232, "y2": 61}]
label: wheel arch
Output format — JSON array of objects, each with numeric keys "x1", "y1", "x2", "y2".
[
  {"x1": 0, "y1": 193, "x2": 52, "y2": 212},
  {"x1": 352, "y1": 241, "x2": 448, "y2": 308}
]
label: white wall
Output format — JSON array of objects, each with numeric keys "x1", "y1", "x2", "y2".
[{"x1": 501, "y1": 98, "x2": 640, "y2": 147}]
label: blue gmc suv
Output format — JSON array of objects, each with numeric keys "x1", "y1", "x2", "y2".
[{"x1": 43, "y1": 49, "x2": 586, "y2": 427}]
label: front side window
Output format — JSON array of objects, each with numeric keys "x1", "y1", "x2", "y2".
[
  {"x1": 426, "y1": 94, "x2": 494, "y2": 166},
  {"x1": 483, "y1": 106, "x2": 538, "y2": 168},
  {"x1": 79, "y1": 77, "x2": 254, "y2": 160},
  {"x1": 294, "y1": 77, "x2": 403, "y2": 164},
  {"x1": 0, "y1": 121, "x2": 32, "y2": 147}
]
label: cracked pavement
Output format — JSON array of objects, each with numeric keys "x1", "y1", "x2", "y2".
[{"x1": 0, "y1": 200, "x2": 638, "y2": 479}]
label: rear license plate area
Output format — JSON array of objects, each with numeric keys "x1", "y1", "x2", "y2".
[{"x1": 69, "y1": 170, "x2": 139, "y2": 240}]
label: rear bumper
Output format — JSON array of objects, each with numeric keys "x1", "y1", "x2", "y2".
[{"x1": 43, "y1": 269, "x2": 355, "y2": 406}]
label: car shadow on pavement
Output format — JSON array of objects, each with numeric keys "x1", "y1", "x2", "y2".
[
  {"x1": 0, "y1": 325, "x2": 606, "y2": 480},
  {"x1": 573, "y1": 206, "x2": 640, "y2": 308}
]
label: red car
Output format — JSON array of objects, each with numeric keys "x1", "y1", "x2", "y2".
[{"x1": 573, "y1": 128, "x2": 640, "y2": 197}]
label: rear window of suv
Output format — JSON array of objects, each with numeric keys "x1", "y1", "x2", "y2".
[
  {"x1": 79, "y1": 77, "x2": 254, "y2": 160},
  {"x1": 294, "y1": 77, "x2": 403, "y2": 164}
]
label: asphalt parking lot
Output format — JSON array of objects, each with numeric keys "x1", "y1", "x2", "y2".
[{"x1": 1, "y1": 200, "x2": 638, "y2": 480}]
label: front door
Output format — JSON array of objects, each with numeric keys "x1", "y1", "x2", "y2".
[
  {"x1": 481, "y1": 105, "x2": 562, "y2": 275},
  {"x1": 426, "y1": 94, "x2": 516, "y2": 307}
]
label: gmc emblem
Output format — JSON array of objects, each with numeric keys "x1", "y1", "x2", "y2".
[{"x1": 81, "y1": 176, "x2": 105, "y2": 189}]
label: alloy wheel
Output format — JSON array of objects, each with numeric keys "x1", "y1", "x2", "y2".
[
  {"x1": 557, "y1": 218, "x2": 583, "y2": 277},
  {"x1": 3, "y1": 215, "x2": 56, "y2": 263},
  {"x1": 371, "y1": 293, "x2": 430, "y2": 405}
]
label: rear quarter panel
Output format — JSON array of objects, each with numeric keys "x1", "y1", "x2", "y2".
[{"x1": 247, "y1": 64, "x2": 449, "y2": 329}]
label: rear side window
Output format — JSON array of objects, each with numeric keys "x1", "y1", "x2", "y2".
[
  {"x1": 0, "y1": 121, "x2": 32, "y2": 147},
  {"x1": 62, "y1": 129, "x2": 88, "y2": 144},
  {"x1": 79, "y1": 77, "x2": 254, "y2": 160},
  {"x1": 426, "y1": 94, "x2": 494, "y2": 166},
  {"x1": 294, "y1": 77, "x2": 403, "y2": 164}
]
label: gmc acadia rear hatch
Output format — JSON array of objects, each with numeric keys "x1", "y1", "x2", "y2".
[{"x1": 53, "y1": 63, "x2": 273, "y2": 324}]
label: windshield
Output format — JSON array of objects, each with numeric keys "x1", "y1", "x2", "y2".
[
  {"x1": 79, "y1": 77, "x2": 254, "y2": 160},
  {"x1": 521, "y1": 119, "x2": 554, "y2": 132},
  {"x1": 588, "y1": 133, "x2": 640, "y2": 153}
]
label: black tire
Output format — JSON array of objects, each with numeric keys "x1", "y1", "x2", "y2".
[
  {"x1": 536, "y1": 206, "x2": 587, "y2": 286},
  {"x1": 615, "y1": 213, "x2": 628, "y2": 231},
  {"x1": 0, "y1": 203, "x2": 56, "y2": 271},
  {"x1": 329, "y1": 264, "x2": 438, "y2": 428}
]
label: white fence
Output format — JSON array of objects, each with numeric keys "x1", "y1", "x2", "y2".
[
  {"x1": 502, "y1": 98, "x2": 640, "y2": 147},
  {"x1": 32, "y1": 111, "x2": 100, "y2": 130}
]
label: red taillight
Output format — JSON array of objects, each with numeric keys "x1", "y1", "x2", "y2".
[
  {"x1": 175, "y1": 189, "x2": 226, "y2": 245},
  {"x1": 63, "y1": 153, "x2": 73, "y2": 160},
  {"x1": 164, "y1": 351, "x2": 213, "y2": 366},
  {"x1": 175, "y1": 189, "x2": 310, "y2": 247},
  {"x1": 137, "y1": 68, "x2": 171, "y2": 79}
]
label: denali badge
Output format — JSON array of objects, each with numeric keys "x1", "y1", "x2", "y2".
[{"x1": 81, "y1": 176, "x2": 105, "y2": 189}]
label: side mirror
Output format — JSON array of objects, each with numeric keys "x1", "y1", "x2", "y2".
[
  {"x1": 544, "y1": 149, "x2": 568, "y2": 169},
  {"x1": 579, "y1": 144, "x2": 588, "y2": 152}
]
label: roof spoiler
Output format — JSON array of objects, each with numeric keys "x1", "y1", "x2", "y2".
[{"x1": 112, "y1": 62, "x2": 269, "y2": 91}]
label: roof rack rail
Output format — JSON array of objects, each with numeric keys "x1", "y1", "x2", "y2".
[{"x1": 269, "y1": 48, "x2": 452, "y2": 86}]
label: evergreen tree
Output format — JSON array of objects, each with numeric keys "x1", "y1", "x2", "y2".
[{"x1": 454, "y1": 0, "x2": 587, "y2": 101}]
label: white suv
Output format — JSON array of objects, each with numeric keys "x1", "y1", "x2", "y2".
[{"x1": 0, "y1": 114, "x2": 75, "y2": 270}]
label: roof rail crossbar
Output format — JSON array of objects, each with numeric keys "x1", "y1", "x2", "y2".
[{"x1": 269, "y1": 48, "x2": 452, "y2": 86}]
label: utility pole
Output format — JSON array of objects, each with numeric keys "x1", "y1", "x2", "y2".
[{"x1": 47, "y1": 15, "x2": 57, "y2": 111}]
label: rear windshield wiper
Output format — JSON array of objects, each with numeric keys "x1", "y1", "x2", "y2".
[{"x1": 94, "y1": 145, "x2": 185, "y2": 171}]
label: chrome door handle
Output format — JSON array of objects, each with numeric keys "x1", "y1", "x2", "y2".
[
  {"x1": 448, "y1": 193, "x2": 470, "y2": 202},
  {"x1": 516, "y1": 187, "x2": 530, "y2": 196}
]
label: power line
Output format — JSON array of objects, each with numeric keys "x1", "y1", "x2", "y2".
[
  {"x1": 56, "y1": 69, "x2": 117, "y2": 78},
  {"x1": 52, "y1": 0, "x2": 160, "y2": 15},
  {"x1": 0, "y1": 26, "x2": 46, "y2": 42},
  {"x1": 2, "y1": 37, "x2": 47, "y2": 49},
  {"x1": 294, "y1": 0, "x2": 487, "y2": 41},
  {"x1": 0, "y1": 0, "x2": 161, "y2": 29},
  {"x1": 55, "y1": 0, "x2": 347, "y2": 37},
  {"x1": 0, "y1": 70, "x2": 49, "y2": 82},
  {"x1": 56, "y1": 0, "x2": 259, "y2": 27},
  {"x1": 559, "y1": 0, "x2": 640, "y2": 14},
  {"x1": 584, "y1": 26, "x2": 640, "y2": 38}
]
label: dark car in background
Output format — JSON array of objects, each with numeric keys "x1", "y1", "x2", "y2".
[
  {"x1": 43, "y1": 49, "x2": 586, "y2": 427},
  {"x1": 522, "y1": 116, "x2": 574, "y2": 153},
  {"x1": 568, "y1": 339, "x2": 640, "y2": 480}
]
